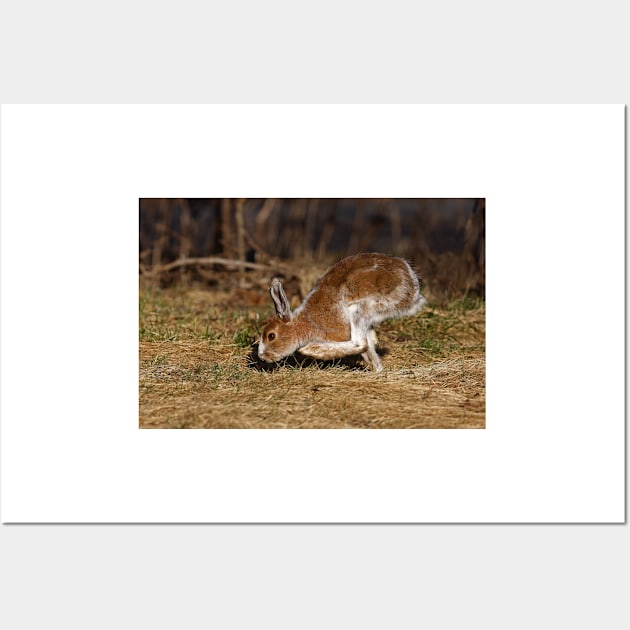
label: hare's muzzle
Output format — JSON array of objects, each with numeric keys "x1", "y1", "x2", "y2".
[{"x1": 257, "y1": 341, "x2": 274, "y2": 363}]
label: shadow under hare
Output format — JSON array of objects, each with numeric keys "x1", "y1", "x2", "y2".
[{"x1": 257, "y1": 253, "x2": 426, "y2": 371}]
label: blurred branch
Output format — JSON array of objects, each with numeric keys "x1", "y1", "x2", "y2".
[
  {"x1": 141, "y1": 256, "x2": 289, "y2": 276},
  {"x1": 220, "y1": 198, "x2": 234, "y2": 258},
  {"x1": 236, "y1": 198, "x2": 246, "y2": 286},
  {"x1": 255, "y1": 198, "x2": 279, "y2": 252}
]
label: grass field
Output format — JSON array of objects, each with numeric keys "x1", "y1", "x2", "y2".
[{"x1": 139, "y1": 284, "x2": 485, "y2": 429}]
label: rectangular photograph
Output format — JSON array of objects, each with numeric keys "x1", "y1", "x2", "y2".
[{"x1": 139, "y1": 198, "x2": 485, "y2": 429}]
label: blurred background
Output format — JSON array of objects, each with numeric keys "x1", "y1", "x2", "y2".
[{"x1": 139, "y1": 198, "x2": 485, "y2": 302}]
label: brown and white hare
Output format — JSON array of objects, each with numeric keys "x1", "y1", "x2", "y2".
[{"x1": 257, "y1": 252, "x2": 426, "y2": 371}]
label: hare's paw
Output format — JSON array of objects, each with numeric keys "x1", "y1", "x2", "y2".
[
  {"x1": 299, "y1": 341, "x2": 368, "y2": 360},
  {"x1": 361, "y1": 349, "x2": 383, "y2": 372}
]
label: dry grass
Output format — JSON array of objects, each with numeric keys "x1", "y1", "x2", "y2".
[{"x1": 139, "y1": 285, "x2": 485, "y2": 429}]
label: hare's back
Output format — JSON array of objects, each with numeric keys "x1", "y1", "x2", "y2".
[
  {"x1": 320, "y1": 253, "x2": 404, "y2": 285},
  {"x1": 300, "y1": 253, "x2": 423, "y2": 323},
  {"x1": 339, "y1": 255, "x2": 416, "y2": 301}
]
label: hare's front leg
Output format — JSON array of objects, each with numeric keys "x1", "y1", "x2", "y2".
[{"x1": 298, "y1": 340, "x2": 368, "y2": 361}]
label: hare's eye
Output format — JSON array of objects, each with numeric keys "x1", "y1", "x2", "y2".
[{"x1": 268, "y1": 332, "x2": 276, "y2": 341}]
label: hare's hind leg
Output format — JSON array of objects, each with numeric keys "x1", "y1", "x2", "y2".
[
  {"x1": 361, "y1": 329, "x2": 383, "y2": 372},
  {"x1": 349, "y1": 306, "x2": 383, "y2": 371}
]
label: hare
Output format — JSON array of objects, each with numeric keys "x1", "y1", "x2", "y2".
[{"x1": 257, "y1": 253, "x2": 427, "y2": 371}]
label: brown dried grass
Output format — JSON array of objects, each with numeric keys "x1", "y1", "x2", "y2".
[{"x1": 139, "y1": 286, "x2": 485, "y2": 429}]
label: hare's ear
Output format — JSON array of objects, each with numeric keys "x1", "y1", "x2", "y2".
[{"x1": 270, "y1": 278, "x2": 292, "y2": 322}]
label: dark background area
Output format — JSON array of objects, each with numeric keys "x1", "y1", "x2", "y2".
[{"x1": 139, "y1": 198, "x2": 485, "y2": 300}]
